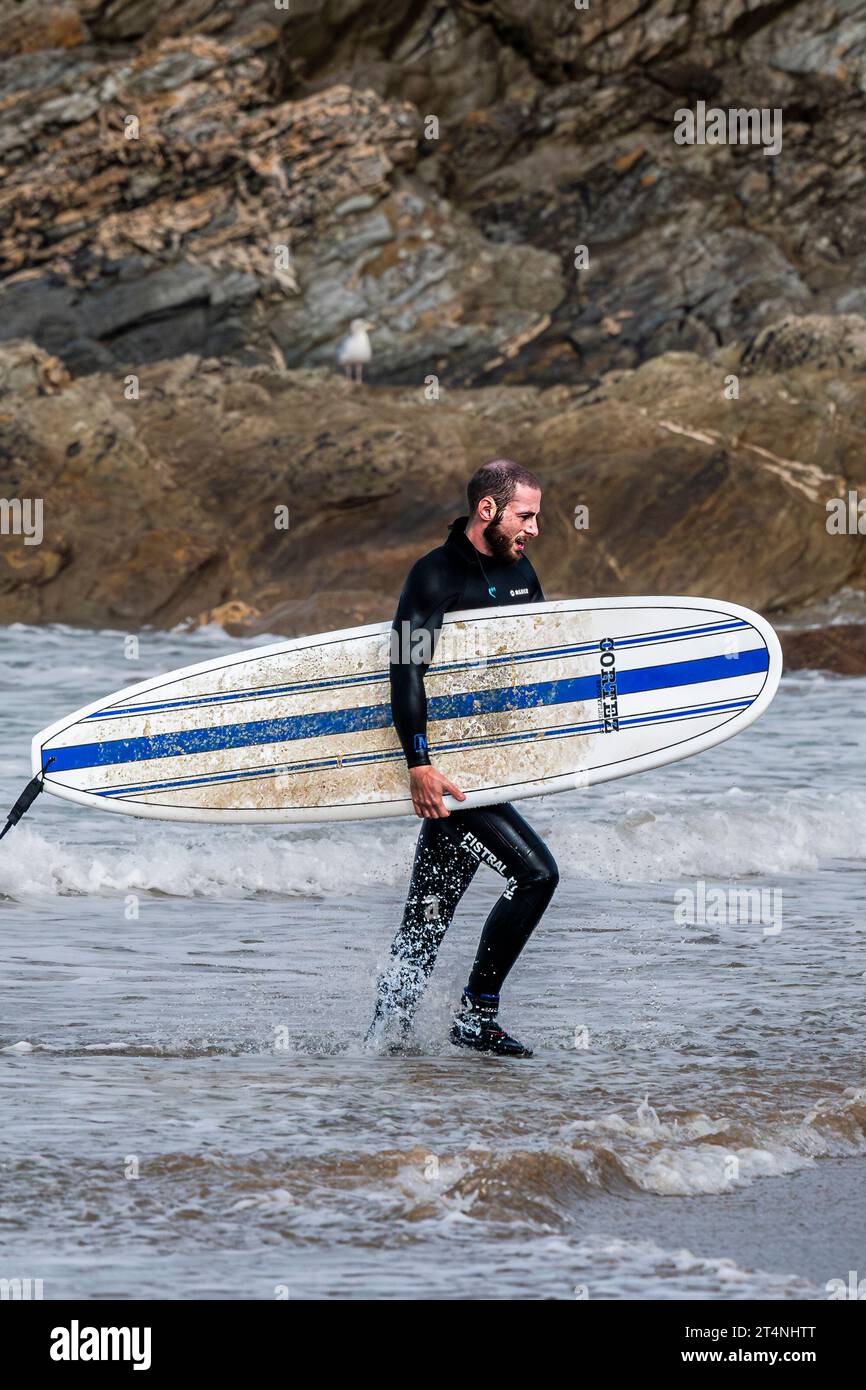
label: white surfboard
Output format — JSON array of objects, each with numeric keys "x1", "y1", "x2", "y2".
[{"x1": 31, "y1": 597, "x2": 782, "y2": 824}]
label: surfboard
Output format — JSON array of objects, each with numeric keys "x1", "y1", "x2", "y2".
[{"x1": 31, "y1": 597, "x2": 782, "y2": 824}]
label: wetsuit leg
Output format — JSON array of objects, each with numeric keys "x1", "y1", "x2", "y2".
[
  {"x1": 455, "y1": 801, "x2": 559, "y2": 999},
  {"x1": 375, "y1": 818, "x2": 481, "y2": 1019},
  {"x1": 377, "y1": 801, "x2": 558, "y2": 1019}
]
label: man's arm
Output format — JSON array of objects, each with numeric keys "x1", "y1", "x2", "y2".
[
  {"x1": 389, "y1": 557, "x2": 466, "y2": 817},
  {"x1": 389, "y1": 557, "x2": 457, "y2": 768}
]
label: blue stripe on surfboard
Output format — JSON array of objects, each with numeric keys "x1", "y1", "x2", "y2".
[
  {"x1": 94, "y1": 696, "x2": 753, "y2": 799},
  {"x1": 47, "y1": 648, "x2": 769, "y2": 774},
  {"x1": 85, "y1": 618, "x2": 751, "y2": 721}
]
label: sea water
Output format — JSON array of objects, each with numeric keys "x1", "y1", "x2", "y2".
[{"x1": 1, "y1": 623, "x2": 864, "y2": 1300}]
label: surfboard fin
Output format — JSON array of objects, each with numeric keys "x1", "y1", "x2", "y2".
[{"x1": 0, "y1": 757, "x2": 55, "y2": 842}]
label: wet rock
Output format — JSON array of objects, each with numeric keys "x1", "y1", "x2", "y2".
[
  {"x1": 743, "y1": 313, "x2": 866, "y2": 371},
  {"x1": 782, "y1": 623, "x2": 866, "y2": 675}
]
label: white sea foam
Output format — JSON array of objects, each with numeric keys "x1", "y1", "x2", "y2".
[
  {"x1": 563, "y1": 1089, "x2": 866, "y2": 1196},
  {"x1": 547, "y1": 785, "x2": 866, "y2": 881},
  {"x1": 0, "y1": 821, "x2": 428, "y2": 899},
  {"x1": 1, "y1": 781, "x2": 862, "y2": 900},
  {"x1": 561, "y1": 1234, "x2": 820, "y2": 1299}
]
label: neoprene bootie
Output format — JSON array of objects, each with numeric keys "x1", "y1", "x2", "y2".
[{"x1": 450, "y1": 992, "x2": 533, "y2": 1057}]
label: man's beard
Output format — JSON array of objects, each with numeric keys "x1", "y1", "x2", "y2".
[{"x1": 483, "y1": 516, "x2": 521, "y2": 565}]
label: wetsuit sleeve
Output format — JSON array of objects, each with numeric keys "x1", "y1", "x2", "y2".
[{"x1": 389, "y1": 557, "x2": 462, "y2": 770}]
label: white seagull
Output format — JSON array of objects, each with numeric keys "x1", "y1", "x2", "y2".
[{"x1": 337, "y1": 318, "x2": 375, "y2": 384}]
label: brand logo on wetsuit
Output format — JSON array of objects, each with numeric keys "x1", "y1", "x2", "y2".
[
  {"x1": 459, "y1": 831, "x2": 517, "y2": 899},
  {"x1": 598, "y1": 638, "x2": 619, "y2": 733},
  {"x1": 509, "y1": 588, "x2": 529, "y2": 597},
  {"x1": 413, "y1": 734, "x2": 428, "y2": 753}
]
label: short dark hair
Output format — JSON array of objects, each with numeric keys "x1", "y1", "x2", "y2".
[{"x1": 467, "y1": 459, "x2": 541, "y2": 521}]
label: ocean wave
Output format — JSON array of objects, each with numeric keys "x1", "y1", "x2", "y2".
[
  {"x1": 10, "y1": 1090, "x2": 864, "y2": 1236},
  {"x1": 1, "y1": 781, "x2": 863, "y2": 900},
  {"x1": 548, "y1": 785, "x2": 866, "y2": 881}
]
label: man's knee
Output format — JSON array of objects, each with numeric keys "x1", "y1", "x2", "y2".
[
  {"x1": 507, "y1": 855, "x2": 558, "y2": 903},
  {"x1": 530, "y1": 853, "x2": 559, "y2": 896}
]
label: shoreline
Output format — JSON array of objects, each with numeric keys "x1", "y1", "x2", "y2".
[{"x1": 586, "y1": 1153, "x2": 866, "y2": 1297}]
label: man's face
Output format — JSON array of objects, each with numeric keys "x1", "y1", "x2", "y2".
[{"x1": 482, "y1": 484, "x2": 541, "y2": 564}]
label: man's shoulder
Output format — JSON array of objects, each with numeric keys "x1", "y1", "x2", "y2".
[
  {"x1": 392, "y1": 541, "x2": 465, "y2": 622},
  {"x1": 404, "y1": 539, "x2": 463, "y2": 589}
]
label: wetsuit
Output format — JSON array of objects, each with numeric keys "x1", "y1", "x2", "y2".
[{"x1": 375, "y1": 515, "x2": 559, "y2": 1027}]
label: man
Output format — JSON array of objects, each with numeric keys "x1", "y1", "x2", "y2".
[{"x1": 367, "y1": 459, "x2": 559, "y2": 1057}]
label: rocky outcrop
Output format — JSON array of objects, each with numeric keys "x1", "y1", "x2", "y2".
[
  {"x1": 2, "y1": 3, "x2": 865, "y2": 672},
  {"x1": 2, "y1": 339, "x2": 864, "y2": 656},
  {"x1": 2, "y1": 1, "x2": 866, "y2": 384},
  {"x1": 743, "y1": 313, "x2": 866, "y2": 371},
  {"x1": 781, "y1": 623, "x2": 866, "y2": 675},
  {"x1": 0, "y1": 7, "x2": 562, "y2": 382}
]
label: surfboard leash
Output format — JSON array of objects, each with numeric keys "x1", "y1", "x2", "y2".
[{"x1": 0, "y1": 758, "x2": 55, "y2": 842}]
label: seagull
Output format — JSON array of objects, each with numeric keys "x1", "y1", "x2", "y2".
[{"x1": 337, "y1": 318, "x2": 375, "y2": 384}]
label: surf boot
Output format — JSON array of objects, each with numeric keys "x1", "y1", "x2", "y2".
[{"x1": 450, "y1": 991, "x2": 533, "y2": 1058}]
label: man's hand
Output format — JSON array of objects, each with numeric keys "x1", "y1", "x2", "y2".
[{"x1": 409, "y1": 765, "x2": 466, "y2": 818}]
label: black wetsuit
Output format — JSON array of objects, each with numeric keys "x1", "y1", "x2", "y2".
[{"x1": 376, "y1": 515, "x2": 559, "y2": 1022}]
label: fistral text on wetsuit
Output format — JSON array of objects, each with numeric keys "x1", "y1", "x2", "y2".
[
  {"x1": 460, "y1": 831, "x2": 517, "y2": 899},
  {"x1": 598, "y1": 638, "x2": 619, "y2": 732}
]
